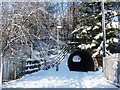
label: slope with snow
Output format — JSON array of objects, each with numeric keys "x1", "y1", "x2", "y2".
[{"x1": 2, "y1": 56, "x2": 117, "y2": 88}]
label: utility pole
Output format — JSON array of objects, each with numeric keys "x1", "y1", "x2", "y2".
[
  {"x1": 0, "y1": 1, "x2": 2, "y2": 87},
  {"x1": 102, "y1": 0, "x2": 106, "y2": 57}
]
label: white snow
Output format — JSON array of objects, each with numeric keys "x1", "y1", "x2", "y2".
[
  {"x1": 106, "y1": 22, "x2": 119, "y2": 29},
  {"x1": 86, "y1": 26, "x2": 91, "y2": 31},
  {"x1": 94, "y1": 32, "x2": 103, "y2": 40},
  {"x1": 25, "y1": 67, "x2": 39, "y2": 72},
  {"x1": 25, "y1": 63, "x2": 39, "y2": 67},
  {"x1": 82, "y1": 29, "x2": 87, "y2": 34},
  {"x1": 93, "y1": 26, "x2": 99, "y2": 30},
  {"x1": 78, "y1": 43, "x2": 96, "y2": 50},
  {"x1": 113, "y1": 38, "x2": 119, "y2": 42},
  {"x1": 2, "y1": 56, "x2": 117, "y2": 88},
  {"x1": 71, "y1": 29, "x2": 80, "y2": 34}
]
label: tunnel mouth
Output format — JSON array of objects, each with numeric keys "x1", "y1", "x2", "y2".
[
  {"x1": 73, "y1": 55, "x2": 81, "y2": 62},
  {"x1": 68, "y1": 50, "x2": 94, "y2": 72}
]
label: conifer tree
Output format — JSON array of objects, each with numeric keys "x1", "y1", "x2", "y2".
[{"x1": 63, "y1": 2, "x2": 120, "y2": 57}]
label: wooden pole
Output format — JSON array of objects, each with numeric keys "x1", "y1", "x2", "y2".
[
  {"x1": 30, "y1": 43, "x2": 33, "y2": 59},
  {"x1": 102, "y1": 0, "x2": 106, "y2": 57},
  {"x1": 14, "y1": 63, "x2": 16, "y2": 80}
]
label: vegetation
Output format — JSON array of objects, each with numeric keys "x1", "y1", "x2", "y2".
[{"x1": 1, "y1": 2, "x2": 120, "y2": 81}]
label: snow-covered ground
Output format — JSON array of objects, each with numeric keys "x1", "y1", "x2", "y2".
[{"x1": 2, "y1": 56, "x2": 117, "y2": 88}]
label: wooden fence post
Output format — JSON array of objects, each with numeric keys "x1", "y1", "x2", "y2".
[
  {"x1": 14, "y1": 61, "x2": 16, "y2": 80},
  {"x1": 7, "y1": 61, "x2": 9, "y2": 81}
]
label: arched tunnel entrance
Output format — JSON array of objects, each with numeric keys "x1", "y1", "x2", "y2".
[{"x1": 68, "y1": 50, "x2": 94, "y2": 72}]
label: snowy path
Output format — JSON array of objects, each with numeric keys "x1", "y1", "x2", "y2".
[{"x1": 2, "y1": 56, "x2": 116, "y2": 88}]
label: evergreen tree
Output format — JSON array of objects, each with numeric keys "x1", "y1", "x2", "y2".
[{"x1": 63, "y1": 2, "x2": 120, "y2": 57}]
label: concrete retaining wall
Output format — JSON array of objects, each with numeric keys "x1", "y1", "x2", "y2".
[{"x1": 103, "y1": 54, "x2": 120, "y2": 86}]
